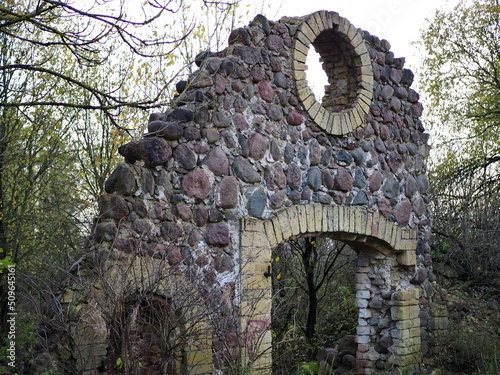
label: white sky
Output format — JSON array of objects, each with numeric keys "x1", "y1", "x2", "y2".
[{"x1": 240, "y1": 0, "x2": 459, "y2": 74}]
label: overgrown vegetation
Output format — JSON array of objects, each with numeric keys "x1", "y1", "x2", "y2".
[
  {"x1": 419, "y1": 0, "x2": 500, "y2": 298},
  {"x1": 0, "y1": 0, "x2": 257, "y2": 372},
  {"x1": 271, "y1": 237, "x2": 357, "y2": 375},
  {"x1": 418, "y1": 0, "x2": 500, "y2": 373},
  {"x1": 430, "y1": 292, "x2": 500, "y2": 375},
  {"x1": 0, "y1": 0, "x2": 499, "y2": 373}
]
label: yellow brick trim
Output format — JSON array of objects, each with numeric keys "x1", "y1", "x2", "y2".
[
  {"x1": 318, "y1": 11, "x2": 332, "y2": 29},
  {"x1": 350, "y1": 104, "x2": 363, "y2": 125},
  {"x1": 240, "y1": 262, "x2": 269, "y2": 277},
  {"x1": 340, "y1": 112, "x2": 351, "y2": 134},
  {"x1": 314, "y1": 204, "x2": 323, "y2": 232},
  {"x1": 350, "y1": 32, "x2": 364, "y2": 49},
  {"x1": 240, "y1": 275, "x2": 271, "y2": 296},
  {"x1": 339, "y1": 205, "x2": 349, "y2": 232},
  {"x1": 270, "y1": 216, "x2": 283, "y2": 245},
  {"x1": 297, "y1": 204, "x2": 308, "y2": 235},
  {"x1": 276, "y1": 209, "x2": 292, "y2": 241},
  {"x1": 294, "y1": 75, "x2": 308, "y2": 90},
  {"x1": 292, "y1": 47, "x2": 307, "y2": 64},
  {"x1": 300, "y1": 21, "x2": 317, "y2": 44},
  {"x1": 397, "y1": 251, "x2": 415, "y2": 266},
  {"x1": 239, "y1": 204, "x2": 421, "y2": 371},
  {"x1": 241, "y1": 205, "x2": 417, "y2": 265},
  {"x1": 330, "y1": 113, "x2": 342, "y2": 134},
  {"x1": 321, "y1": 204, "x2": 329, "y2": 233},
  {"x1": 294, "y1": 39, "x2": 310, "y2": 58},
  {"x1": 295, "y1": 29, "x2": 310, "y2": 47},
  {"x1": 317, "y1": 107, "x2": 329, "y2": 129},
  {"x1": 357, "y1": 90, "x2": 372, "y2": 109},
  {"x1": 264, "y1": 220, "x2": 277, "y2": 248},
  {"x1": 314, "y1": 105, "x2": 326, "y2": 126},
  {"x1": 185, "y1": 349, "x2": 213, "y2": 373},
  {"x1": 325, "y1": 206, "x2": 335, "y2": 232},
  {"x1": 325, "y1": 11, "x2": 340, "y2": 28},
  {"x1": 292, "y1": 60, "x2": 306, "y2": 72},
  {"x1": 353, "y1": 207, "x2": 367, "y2": 234},
  {"x1": 359, "y1": 86, "x2": 374, "y2": 101},
  {"x1": 346, "y1": 22, "x2": 358, "y2": 42},
  {"x1": 287, "y1": 205, "x2": 300, "y2": 236},
  {"x1": 337, "y1": 16, "x2": 350, "y2": 36},
  {"x1": 311, "y1": 12, "x2": 326, "y2": 31},
  {"x1": 302, "y1": 94, "x2": 316, "y2": 112},
  {"x1": 297, "y1": 84, "x2": 312, "y2": 101},
  {"x1": 241, "y1": 298, "x2": 272, "y2": 316},
  {"x1": 360, "y1": 52, "x2": 372, "y2": 67},
  {"x1": 305, "y1": 16, "x2": 322, "y2": 37},
  {"x1": 244, "y1": 219, "x2": 266, "y2": 235},
  {"x1": 383, "y1": 220, "x2": 393, "y2": 245},
  {"x1": 292, "y1": 11, "x2": 373, "y2": 136},
  {"x1": 308, "y1": 100, "x2": 321, "y2": 119},
  {"x1": 252, "y1": 247, "x2": 272, "y2": 264}
]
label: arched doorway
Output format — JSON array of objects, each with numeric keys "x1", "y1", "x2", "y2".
[{"x1": 239, "y1": 204, "x2": 419, "y2": 374}]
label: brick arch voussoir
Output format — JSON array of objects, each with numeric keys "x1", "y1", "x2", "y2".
[{"x1": 241, "y1": 204, "x2": 417, "y2": 267}]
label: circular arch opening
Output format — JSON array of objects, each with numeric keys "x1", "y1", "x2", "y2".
[
  {"x1": 292, "y1": 11, "x2": 373, "y2": 135},
  {"x1": 313, "y1": 29, "x2": 359, "y2": 112}
]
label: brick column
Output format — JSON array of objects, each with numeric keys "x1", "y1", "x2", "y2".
[
  {"x1": 390, "y1": 289, "x2": 422, "y2": 370},
  {"x1": 240, "y1": 219, "x2": 273, "y2": 374}
]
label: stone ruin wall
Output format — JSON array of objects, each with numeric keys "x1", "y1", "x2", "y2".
[{"x1": 46, "y1": 10, "x2": 450, "y2": 375}]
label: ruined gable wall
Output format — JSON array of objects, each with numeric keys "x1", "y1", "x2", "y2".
[{"x1": 44, "y1": 10, "x2": 443, "y2": 375}]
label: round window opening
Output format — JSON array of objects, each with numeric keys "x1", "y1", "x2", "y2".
[
  {"x1": 293, "y1": 11, "x2": 373, "y2": 135},
  {"x1": 312, "y1": 29, "x2": 358, "y2": 112}
]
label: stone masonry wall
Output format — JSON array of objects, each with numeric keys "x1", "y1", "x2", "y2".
[{"x1": 44, "y1": 10, "x2": 440, "y2": 375}]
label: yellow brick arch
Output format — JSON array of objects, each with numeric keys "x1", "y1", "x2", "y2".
[{"x1": 241, "y1": 204, "x2": 417, "y2": 263}]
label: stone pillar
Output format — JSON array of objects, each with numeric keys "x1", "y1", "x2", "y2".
[{"x1": 355, "y1": 254, "x2": 378, "y2": 374}]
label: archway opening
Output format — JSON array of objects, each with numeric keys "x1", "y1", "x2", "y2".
[
  {"x1": 270, "y1": 236, "x2": 358, "y2": 374},
  {"x1": 109, "y1": 294, "x2": 183, "y2": 374},
  {"x1": 239, "y1": 206, "x2": 420, "y2": 373}
]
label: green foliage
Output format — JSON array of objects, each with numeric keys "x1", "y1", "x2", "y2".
[
  {"x1": 295, "y1": 361, "x2": 319, "y2": 375},
  {"x1": 435, "y1": 320, "x2": 500, "y2": 374},
  {"x1": 0, "y1": 249, "x2": 14, "y2": 273},
  {"x1": 318, "y1": 283, "x2": 357, "y2": 339},
  {"x1": 419, "y1": 0, "x2": 500, "y2": 298},
  {"x1": 0, "y1": 309, "x2": 38, "y2": 369},
  {"x1": 0, "y1": 0, "x2": 250, "y2": 338},
  {"x1": 115, "y1": 357, "x2": 124, "y2": 370}
]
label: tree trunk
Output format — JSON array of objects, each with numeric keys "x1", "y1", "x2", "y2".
[{"x1": 303, "y1": 238, "x2": 317, "y2": 356}]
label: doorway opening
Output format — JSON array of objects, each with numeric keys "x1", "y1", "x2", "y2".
[{"x1": 271, "y1": 236, "x2": 358, "y2": 374}]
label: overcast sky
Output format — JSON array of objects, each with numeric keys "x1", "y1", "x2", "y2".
[{"x1": 240, "y1": 0, "x2": 459, "y2": 74}]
